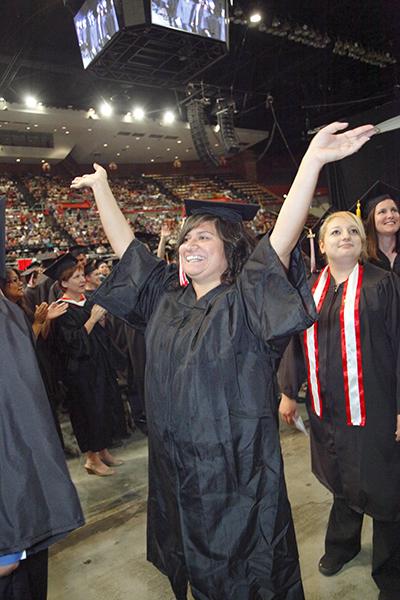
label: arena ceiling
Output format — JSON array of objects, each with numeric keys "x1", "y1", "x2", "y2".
[{"x1": 0, "y1": 0, "x2": 399, "y2": 163}]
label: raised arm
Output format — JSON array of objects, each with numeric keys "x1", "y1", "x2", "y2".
[
  {"x1": 71, "y1": 164, "x2": 134, "y2": 258},
  {"x1": 270, "y1": 122, "x2": 375, "y2": 268}
]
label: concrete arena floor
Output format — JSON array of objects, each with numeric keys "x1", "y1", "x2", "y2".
[{"x1": 48, "y1": 408, "x2": 377, "y2": 600}]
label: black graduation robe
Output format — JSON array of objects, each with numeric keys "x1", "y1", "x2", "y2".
[
  {"x1": 278, "y1": 262, "x2": 400, "y2": 522},
  {"x1": 53, "y1": 300, "x2": 119, "y2": 453},
  {"x1": 369, "y1": 248, "x2": 400, "y2": 275},
  {"x1": 0, "y1": 296, "x2": 84, "y2": 557},
  {"x1": 92, "y1": 235, "x2": 316, "y2": 600}
]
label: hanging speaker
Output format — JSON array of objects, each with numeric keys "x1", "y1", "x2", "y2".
[{"x1": 187, "y1": 100, "x2": 220, "y2": 168}]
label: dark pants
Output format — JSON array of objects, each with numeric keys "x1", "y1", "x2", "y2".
[
  {"x1": 0, "y1": 549, "x2": 48, "y2": 600},
  {"x1": 325, "y1": 497, "x2": 400, "y2": 593}
]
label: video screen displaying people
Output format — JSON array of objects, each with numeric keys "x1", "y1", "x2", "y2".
[
  {"x1": 74, "y1": 0, "x2": 120, "y2": 69},
  {"x1": 151, "y1": 0, "x2": 227, "y2": 43}
]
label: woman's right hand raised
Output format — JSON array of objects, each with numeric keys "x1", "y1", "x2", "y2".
[
  {"x1": 90, "y1": 304, "x2": 107, "y2": 323},
  {"x1": 71, "y1": 163, "x2": 108, "y2": 190}
]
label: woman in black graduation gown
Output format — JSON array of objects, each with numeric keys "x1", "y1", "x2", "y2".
[
  {"x1": 279, "y1": 211, "x2": 400, "y2": 600},
  {"x1": 70, "y1": 122, "x2": 374, "y2": 600},
  {"x1": 364, "y1": 188, "x2": 400, "y2": 275},
  {"x1": 47, "y1": 254, "x2": 123, "y2": 476}
]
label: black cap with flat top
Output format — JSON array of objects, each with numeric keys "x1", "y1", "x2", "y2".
[
  {"x1": 184, "y1": 199, "x2": 259, "y2": 223},
  {"x1": 43, "y1": 253, "x2": 78, "y2": 281}
]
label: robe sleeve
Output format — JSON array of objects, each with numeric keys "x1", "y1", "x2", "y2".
[
  {"x1": 380, "y1": 273, "x2": 400, "y2": 413},
  {"x1": 55, "y1": 311, "x2": 91, "y2": 359},
  {"x1": 236, "y1": 233, "x2": 317, "y2": 349},
  {"x1": 91, "y1": 239, "x2": 178, "y2": 328},
  {"x1": 277, "y1": 335, "x2": 307, "y2": 399}
]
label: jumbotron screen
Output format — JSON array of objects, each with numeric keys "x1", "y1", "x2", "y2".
[
  {"x1": 151, "y1": 0, "x2": 228, "y2": 42},
  {"x1": 74, "y1": 0, "x2": 120, "y2": 69}
]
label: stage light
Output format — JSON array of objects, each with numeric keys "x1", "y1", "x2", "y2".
[
  {"x1": 133, "y1": 107, "x2": 145, "y2": 120},
  {"x1": 25, "y1": 95, "x2": 38, "y2": 109},
  {"x1": 163, "y1": 110, "x2": 175, "y2": 125},
  {"x1": 100, "y1": 102, "x2": 113, "y2": 117},
  {"x1": 86, "y1": 108, "x2": 99, "y2": 120},
  {"x1": 249, "y1": 13, "x2": 262, "y2": 24}
]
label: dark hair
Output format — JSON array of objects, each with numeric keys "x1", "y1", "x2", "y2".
[
  {"x1": 176, "y1": 214, "x2": 257, "y2": 285},
  {"x1": 365, "y1": 197, "x2": 400, "y2": 262},
  {"x1": 0, "y1": 267, "x2": 33, "y2": 319}
]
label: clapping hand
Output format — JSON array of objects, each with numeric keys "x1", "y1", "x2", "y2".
[
  {"x1": 90, "y1": 304, "x2": 107, "y2": 323},
  {"x1": 34, "y1": 302, "x2": 48, "y2": 324},
  {"x1": 47, "y1": 301, "x2": 68, "y2": 320}
]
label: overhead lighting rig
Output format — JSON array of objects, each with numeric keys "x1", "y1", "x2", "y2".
[{"x1": 230, "y1": 13, "x2": 397, "y2": 66}]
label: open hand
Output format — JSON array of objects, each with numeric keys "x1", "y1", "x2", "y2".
[
  {"x1": 71, "y1": 163, "x2": 108, "y2": 190},
  {"x1": 306, "y1": 122, "x2": 376, "y2": 167},
  {"x1": 47, "y1": 301, "x2": 68, "y2": 320},
  {"x1": 160, "y1": 221, "x2": 173, "y2": 238},
  {"x1": 34, "y1": 302, "x2": 48, "y2": 324},
  {"x1": 396, "y1": 414, "x2": 400, "y2": 442}
]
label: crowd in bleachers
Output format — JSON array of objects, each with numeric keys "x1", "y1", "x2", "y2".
[{"x1": 1, "y1": 172, "x2": 283, "y2": 260}]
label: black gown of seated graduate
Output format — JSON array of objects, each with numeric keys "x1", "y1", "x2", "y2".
[
  {"x1": 278, "y1": 262, "x2": 400, "y2": 522},
  {"x1": 53, "y1": 298, "x2": 119, "y2": 453},
  {"x1": 0, "y1": 295, "x2": 84, "y2": 557},
  {"x1": 92, "y1": 235, "x2": 316, "y2": 600}
]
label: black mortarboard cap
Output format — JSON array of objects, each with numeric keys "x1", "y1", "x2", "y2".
[
  {"x1": 184, "y1": 199, "x2": 259, "y2": 223},
  {"x1": 43, "y1": 252, "x2": 77, "y2": 281},
  {"x1": 70, "y1": 245, "x2": 88, "y2": 258},
  {"x1": 0, "y1": 195, "x2": 5, "y2": 280},
  {"x1": 21, "y1": 261, "x2": 41, "y2": 277},
  {"x1": 356, "y1": 180, "x2": 400, "y2": 220},
  {"x1": 35, "y1": 252, "x2": 59, "y2": 268}
]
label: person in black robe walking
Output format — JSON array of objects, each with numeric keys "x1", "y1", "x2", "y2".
[
  {"x1": 70, "y1": 122, "x2": 374, "y2": 600},
  {"x1": 279, "y1": 211, "x2": 400, "y2": 600}
]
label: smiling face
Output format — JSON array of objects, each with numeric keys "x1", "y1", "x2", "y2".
[
  {"x1": 178, "y1": 219, "x2": 228, "y2": 287},
  {"x1": 374, "y1": 198, "x2": 400, "y2": 237},
  {"x1": 319, "y1": 214, "x2": 363, "y2": 266}
]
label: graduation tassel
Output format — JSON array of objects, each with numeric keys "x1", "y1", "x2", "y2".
[
  {"x1": 356, "y1": 200, "x2": 361, "y2": 219},
  {"x1": 179, "y1": 257, "x2": 189, "y2": 287},
  {"x1": 307, "y1": 229, "x2": 316, "y2": 273}
]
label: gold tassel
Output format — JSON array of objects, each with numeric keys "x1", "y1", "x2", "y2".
[{"x1": 356, "y1": 200, "x2": 361, "y2": 218}]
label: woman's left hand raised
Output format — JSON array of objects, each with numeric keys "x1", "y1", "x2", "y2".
[
  {"x1": 396, "y1": 414, "x2": 400, "y2": 442},
  {"x1": 306, "y1": 122, "x2": 376, "y2": 167}
]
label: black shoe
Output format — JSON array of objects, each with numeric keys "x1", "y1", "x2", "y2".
[{"x1": 318, "y1": 550, "x2": 359, "y2": 576}]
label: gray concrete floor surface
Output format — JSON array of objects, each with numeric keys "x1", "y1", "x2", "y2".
[{"x1": 49, "y1": 407, "x2": 378, "y2": 600}]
